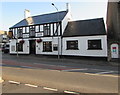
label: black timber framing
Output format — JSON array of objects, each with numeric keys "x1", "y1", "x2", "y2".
[{"x1": 9, "y1": 21, "x2": 62, "y2": 39}]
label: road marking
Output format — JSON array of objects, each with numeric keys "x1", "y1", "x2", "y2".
[
  {"x1": 8, "y1": 80, "x2": 20, "y2": 85},
  {"x1": 95, "y1": 71, "x2": 115, "y2": 74},
  {"x1": 64, "y1": 90, "x2": 79, "y2": 94},
  {"x1": 84, "y1": 73, "x2": 119, "y2": 77},
  {"x1": 62, "y1": 68, "x2": 88, "y2": 72},
  {"x1": 43, "y1": 87, "x2": 58, "y2": 91},
  {"x1": 21, "y1": 66, "x2": 34, "y2": 68},
  {"x1": 25, "y1": 84, "x2": 38, "y2": 88}
]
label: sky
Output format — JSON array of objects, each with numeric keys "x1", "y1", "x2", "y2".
[{"x1": 0, "y1": 1, "x2": 108, "y2": 31}]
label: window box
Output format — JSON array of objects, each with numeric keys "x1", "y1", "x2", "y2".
[
  {"x1": 36, "y1": 39, "x2": 42, "y2": 43},
  {"x1": 19, "y1": 40, "x2": 25, "y2": 44}
]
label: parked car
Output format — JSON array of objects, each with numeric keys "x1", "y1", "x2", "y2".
[{"x1": 3, "y1": 43, "x2": 9, "y2": 53}]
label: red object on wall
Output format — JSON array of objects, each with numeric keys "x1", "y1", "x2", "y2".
[
  {"x1": 36, "y1": 39, "x2": 42, "y2": 43},
  {"x1": 112, "y1": 47, "x2": 116, "y2": 49},
  {"x1": 19, "y1": 40, "x2": 25, "y2": 44}
]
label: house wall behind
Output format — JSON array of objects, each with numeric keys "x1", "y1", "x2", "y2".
[
  {"x1": 107, "y1": 2, "x2": 120, "y2": 41},
  {"x1": 62, "y1": 35, "x2": 107, "y2": 57},
  {"x1": 107, "y1": 2, "x2": 120, "y2": 60}
]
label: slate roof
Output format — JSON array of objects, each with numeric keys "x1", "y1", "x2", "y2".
[
  {"x1": 63, "y1": 18, "x2": 106, "y2": 37},
  {"x1": 10, "y1": 11, "x2": 68, "y2": 28}
]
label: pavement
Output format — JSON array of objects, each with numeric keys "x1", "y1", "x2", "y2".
[
  {"x1": 2, "y1": 53, "x2": 119, "y2": 75},
  {"x1": 5, "y1": 53, "x2": 120, "y2": 67}
]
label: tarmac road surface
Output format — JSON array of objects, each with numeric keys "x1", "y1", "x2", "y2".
[
  {"x1": 2, "y1": 66, "x2": 119, "y2": 94},
  {"x1": 1, "y1": 53, "x2": 119, "y2": 75}
]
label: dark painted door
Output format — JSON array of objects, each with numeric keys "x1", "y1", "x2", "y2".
[{"x1": 29, "y1": 40, "x2": 36, "y2": 54}]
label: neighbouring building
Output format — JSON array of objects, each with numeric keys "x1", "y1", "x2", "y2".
[
  {"x1": 62, "y1": 19, "x2": 107, "y2": 57},
  {"x1": 0, "y1": 31, "x2": 9, "y2": 48},
  {"x1": 106, "y1": 1, "x2": 120, "y2": 60},
  {"x1": 9, "y1": 4, "x2": 107, "y2": 58}
]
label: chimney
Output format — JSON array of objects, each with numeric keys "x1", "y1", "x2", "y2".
[
  {"x1": 24, "y1": 9, "x2": 31, "y2": 19},
  {"x1": 66, "y1": 3, "x2": 70, "y2": 11}
]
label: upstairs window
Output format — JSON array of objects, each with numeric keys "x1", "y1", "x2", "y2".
[
  {"x1": 66, "y1": 40, "x2": 78, "y2": 50},
  {"x1": 40, "y1": 25, "x2": 44, "y2": 32},
  {"x1": 88, "y1": 39, "x2": 102, "y2": 50},
  {"x1": 44, "y1": 24, "x2": 50, "y2": 36},
  {"x1": 29, "y1": 26, "x2": 35, "y2": 37},
  {"x1": 43, "y1": 41, "x2": 52, "y2": 52},
  {"x1": 30, "y1": 26, "x2": 35, "y2": 31},
  {"x1": 23, "y1": 27, "x2": 26, "y2": 33},
  {"x1": 18, "y1": 28, "x2": 23, "y2": 38},
  {"x1": 36, "y1": 26, "x2": 39, "y2": 32},
  {"x1": 26, "y1": 27, "x2": 29, "y2": 33}
]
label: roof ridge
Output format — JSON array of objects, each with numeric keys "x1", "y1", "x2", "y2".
[
  {"x1": 28, "y1": 10, "x2": 67, "y2": 18},
  {"x1": 69, "y1": 18, "x2": 103, "y2": 23}
]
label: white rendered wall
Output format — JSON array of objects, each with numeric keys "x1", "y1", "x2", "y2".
[
  {"x1": 36, "y1": 37, "x2": 62, "y2": 55},
  {"x1": 62, "y1": 11, "x2": 72, "y2": 35},
  {"x1": 10, "y1": 39, "x2": 29, "y2": 54},
  {"x1": 62, "y1": 35, "x2": 107, "y2": 57}
]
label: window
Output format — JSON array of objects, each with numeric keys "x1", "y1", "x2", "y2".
[
  {"x1": 23, "y1": 27, "x2": 26, "y2": 33},
  {"x1": 11, "y1": 45, "x2": 15, "y2": 51},
  {"x1": 88, "y1": 39, "x2": 102, "y2": 50},
  {"x1": 53, "y1": 44, "x2": 58, "y2": 51},
  {"x1": 14, "y1": 28, "x2": 17, "y2": 37},
  {"x1": 36, "y1": 26, "x2": 39, "y2": 32},
  {"x1": 44, "y1": 24, "x2": 50, "y2": 36},
  {"x1": 30, "y1": 26, "x2": 35, "y2": 31},
  {"x1": 18, "y1": 28, "x2": 23, "y2": 38},
  {"x1": 43, "y1": 41, "x2": 52, "y2": 52},
  {"x1": 26, "y1": 27, "x2": 29, "y2": 33},
  {"x1": 16, "y1": 43, "x2": 23, "y2": 51},
  {"x1": 40, "y1": 25, "x2": 43, "y2": 32},
  {"x1": 29, "y1": 26, "x2": 35, "y2": 37},
  {"x1": 66, "y1": 40, "x2": 78, "y2": 50}
]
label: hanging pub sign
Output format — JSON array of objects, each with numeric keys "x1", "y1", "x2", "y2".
[{"x1": 36, "y1": 39, "x2": 42, "y2": 43}]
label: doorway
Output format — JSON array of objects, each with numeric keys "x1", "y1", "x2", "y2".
[{"x1": 29, "y1": 40, "x2": 36, "y2": 54}]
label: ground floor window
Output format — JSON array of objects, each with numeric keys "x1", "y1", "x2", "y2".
[
  {"x1": 88, "y1": 39, "x2": 102, "y2": 50},
  {"x1": 11, "y1": 45, "x2": 15, "y2": 51},
  {"x1": 66, "y1": 40, "x2": 78, "y2": 50},
  {"x1": 43, "y1": 41, "x2": 52, "y2": 52},
  {"x1": 16, "y1": 43, "x2": 23, "y2": 51},
  {"x1": 53, "y1": 44, "x2": 58, "y2": 51}
]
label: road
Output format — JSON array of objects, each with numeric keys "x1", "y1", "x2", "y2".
[
  {"x1": 2, "y1": 66, "x2": 119, "y2": 94},
  {"x1": 1, "y1": 53, "x2": 119, "y2": 75},
  {"x1": 2, "y1": 81, "x2": 60, "y2": 93},
  {"x1": 1, "y1": 52, "x2": 119, "y2": 94}
]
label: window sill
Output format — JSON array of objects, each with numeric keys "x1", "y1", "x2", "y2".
[
  {"x1": 66, "y1": 48, "x2": 79, "y2": 50},
  {"x1": 42, "y1": 51, "x2": 52, "y2": 52},
  {"x1": 87, "y1": 48, "x2": 102, "y2": 50}
]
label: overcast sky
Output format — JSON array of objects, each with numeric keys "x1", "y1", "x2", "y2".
[{"x1": 0, "y1": 1, "x2": 108, "y2": 31}]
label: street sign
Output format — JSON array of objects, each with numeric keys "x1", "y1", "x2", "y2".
[{"x1": 111, "y1": 43, "x2": 119, "y2": 58}]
